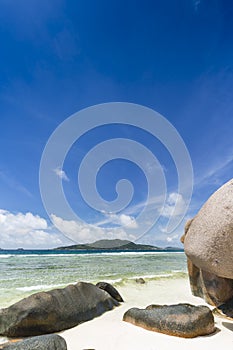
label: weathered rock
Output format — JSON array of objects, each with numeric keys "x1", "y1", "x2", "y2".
[
  {"x1": 96, "y1": 282, "x2": 123, "y2": 302},
  {"x1": 123, "y1": 303, "x2": 215, "y2": 338},
  {"x1": 181, "y1": 179, "x2": 233, "y2": 312},
  {"x1": 213, "y1": 297, "x2": 233, "y2": 320},
  {"x1": 0, "y1": 334, "x2": 67, "y2": 349},
  {"x1": 186, "y1": 258, "x2": 233, "y2": 306},
  {"x1": 135, "y1": 278, "x2": 146, "y2": 284},
  {"x1": 0, "y1": 282, "x2": 119, "y2": 337},
  {"x1": 184, "y1": 178, "x2": 233, "y2": 279}
]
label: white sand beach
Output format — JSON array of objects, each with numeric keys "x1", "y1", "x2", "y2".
[{"x1": 61, "y1": 277, "x2": 233, "y2": 350}]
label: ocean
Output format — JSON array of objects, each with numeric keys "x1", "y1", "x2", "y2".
[{"x1": 0, "y1": 250, "x2": 187, "y2": 308}]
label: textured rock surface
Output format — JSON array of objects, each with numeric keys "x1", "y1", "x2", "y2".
[
  {"x1": 0, "y1": 334, "x2": 67, "y2": 349},
  {"x1": 123, "y1": 303, "x2": 215, "y2": 338},
  {"x1": 96, "y1": 282, "x2": 124, "y2": 302},
  {"x1": 184, "y1": 178, "x2": 233, "y2": 279},
  {"x1": 186, "y1": 258, "x2": 233, "y2": 306},
  {"x1": 0, "y1": 282, "x2": 119, "y2": 337}
]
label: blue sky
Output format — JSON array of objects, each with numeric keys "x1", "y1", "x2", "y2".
[{"x1": 0, "y1": 0, "x2": 233, "y2": 248}]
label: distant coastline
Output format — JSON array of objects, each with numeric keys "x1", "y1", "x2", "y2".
[
  {"x1": 0, "y1": 239, "x2": 184, "y2": 253},
  {"x1": 54, "y1": 239, "x2": 184, "y2": 252}
]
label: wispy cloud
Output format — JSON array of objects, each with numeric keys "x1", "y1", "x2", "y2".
[
  {"x1": 95, "y1": 191, "x2": 187, "y2": 231},
  {"x1": 53, "y1": 167, "x2": 69, "y2": 181},
  {"x1": 195, "y1": 152, "x2": 233, "y2": 188},
  {"x1": 0, "y1": 170, "x2": 33, "y2": 197},
  {"x1": 124, "y1": 195, "x2": 164, "y2": 216},
  {"x1": 184, "y1": 152, "x2": 233, "y2": 217},
  {"x1": 193, "y1": 0, "x2": 201, "y2": 12}
]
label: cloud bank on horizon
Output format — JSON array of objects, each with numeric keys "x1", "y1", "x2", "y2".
[
  {"x1": 0, "y1": 190, "x2": 188, "y2": 249},
  {"x1": 0, "y1": 0, "x2": 233, "y2": 248}
]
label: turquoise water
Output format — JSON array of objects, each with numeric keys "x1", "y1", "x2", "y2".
[{"x1": 0, "y1": 251, "x2": 187, "y2": 308}]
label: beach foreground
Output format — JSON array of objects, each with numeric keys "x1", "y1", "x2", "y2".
[{"x1": 60, "y1": 277, "x2": 233, "y2": 350}]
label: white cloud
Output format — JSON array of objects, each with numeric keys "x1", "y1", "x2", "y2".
[
  {"x1": 97, "y1": 212, "x2": 138, "y2": 229},
  {"x1": 118, "y1": 214, "x2": 138, "y2": 228},
  {"x1": 51, "y1": 214, "x2": 136, "y2": 244},
  {"x1": 0, "y1": 199, "x2": 189, "y2": 249},
  {"x1": 0, "y1": 209, "x2": 47, "y2": 231},
  {"x1": 159, "y1": 192, "x2": 186, "y2": 218},
  {"x1": 53, "y1": 167, "x2": 69, "y2": 181},
  {"x1": 166, "y1": 234, "x2": 178, "y2": 243},
  {"x1": 0, "y1": 210, "x2": 69, "y2": 249}
]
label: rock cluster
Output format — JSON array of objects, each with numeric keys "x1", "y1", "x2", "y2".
[{"x1": 123, "y1": 303, "x2": 215, "y2": 338}]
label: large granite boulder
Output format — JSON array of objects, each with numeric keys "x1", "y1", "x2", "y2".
[
  {"x1": 96, "y1": 282, "x2": 124, "y2": 302},
  {"x1": 0, "y1": 282, "x2": 119, "y2": 337},
  {"x1": 0, "y1": 334, "x2": 67, "y2": 349},
  {"x1": 123, "y1": 303, "x2": 215, "y2": 338},
  {"x1": 181, "y1": 179, "x2": 233, "y2": 317},
  {"x1": 184, "y1": 178, "x2": 233, "y2": 279}
]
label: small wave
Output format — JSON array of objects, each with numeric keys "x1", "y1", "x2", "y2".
[
  {"x1": 90, "y1": 251, "x2": 185, "y2": 257},
  {"x1": 15, "y1": 253, "x2": 105, "y2": 258},
  {"x1": 128, "y1": 273, "x2": 174, "y2": 280},
  {"x1": 89, "y1": 251, "x2": 177, "y2": 257},
  {"x1": 16, "y1": 254, "x2": 75, "y2": 257},
  {"x1": 112, "y1": 272, "x2": 188, "y2": 286},
  {"x1": 172, "y1": 269, "x2": 186, "y2": 273},
  {"x1": 0, "y1": 251, "x2": 185, "y2": 258},
  {"x1": 101, "y1": 278, "x2": 123, "y2": 284},
  {"x1": 16, "y1": 284, "x2": 65, "y2": 292}
]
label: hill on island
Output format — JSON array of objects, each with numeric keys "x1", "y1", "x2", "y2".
[{"x1": 55, "y1": 239, "x2": 183, "y2": 251}]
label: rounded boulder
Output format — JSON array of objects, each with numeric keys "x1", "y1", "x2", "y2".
[{"x1": 184, "y1": 178, "x2": 233, "y2": 279}]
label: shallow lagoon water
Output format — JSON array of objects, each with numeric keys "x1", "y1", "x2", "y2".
[{"x1": 0, "y1": 250, "x2": 187, "y2": 307}]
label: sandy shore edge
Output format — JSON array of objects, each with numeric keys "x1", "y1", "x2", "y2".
[{"x1": 60, "y1": 278, "x2": 233, "y2": 350}]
